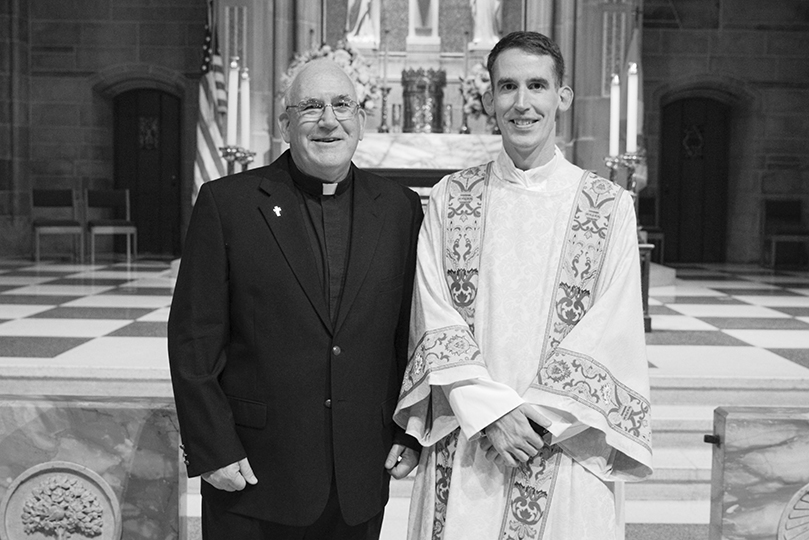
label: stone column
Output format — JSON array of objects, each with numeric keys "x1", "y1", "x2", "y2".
[
  {"x1": 525, "y1": 0, "x2": 554, "y2": 37},
  {"x1": 270, "y1": 0, "x2": 296, "y2": 161},
  {"x1": 0, "y1": 0, "x2": 30, "y2": 255}
]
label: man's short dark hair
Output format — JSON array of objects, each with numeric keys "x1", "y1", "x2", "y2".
[{"x1": 486, "y1": 31, "x2": 566, "y2": 88}]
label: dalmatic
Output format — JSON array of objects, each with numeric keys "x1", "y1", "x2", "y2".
[{"x1": 396, "y1": 150, "x2": 653, "y2": 540}]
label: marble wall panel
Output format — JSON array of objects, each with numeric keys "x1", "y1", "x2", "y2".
[
  {"x1": 0, "y1": 397, "x2": 184, "y2": 540},
  {"x1": 354, "y1": 133, "x2": 501, "y2": 168},
  {"x1": 709, "y1": 406, "x2": 809, "y2": 540}
]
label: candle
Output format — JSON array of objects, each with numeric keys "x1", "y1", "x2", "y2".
[
  {"x1": 609, "y1": 74, "x2": 620, "y2": 157},
  {"x1": 626, "y1": 62, "x2": 638, "y2": 154},
  {"x1": 382, "y1": 31, "x2": 389, "y2": 88},
  {"x1": 240, "y1": 68, "x2": 250, "y2": 149},
  {"x1": 226, "y1": 56, "x2": 239, "y2": 146},
  {"x1": 463, "y1": 32, "x2": 469, "y2": 78}
]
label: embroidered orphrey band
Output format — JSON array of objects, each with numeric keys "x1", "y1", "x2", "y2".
[
  {"x1": 431, "y1": 430, "x2": 459, "y2": 540},
  {"x1": 531, "y1": 172, "x2": 652, "y2": 451},
  {"x1": 443, "y1": 164, "x2": 489, "y2": 332},
  {"x1": 501, "y1": 446, "x2": 563, "y2": 540}
]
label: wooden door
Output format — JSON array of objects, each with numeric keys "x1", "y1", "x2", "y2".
[
  {"x1": 659, "y1": 98, "x2": 730, "y2": 263},
  {"x1": 114, "y1": 89, "x2": 181, "y2": 258}
]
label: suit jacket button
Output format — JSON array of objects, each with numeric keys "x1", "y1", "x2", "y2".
[
  {"x1": 324, "y1": 399, "x2": 332, "y2": 408},
  {"x1": 332, "y1": 346, "x2": 341, "y2": 356}
]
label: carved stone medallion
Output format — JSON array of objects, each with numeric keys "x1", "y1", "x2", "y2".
[
  {"x1": 779, "y1": 482, "x2": 809, "y2": 540},
  {"x1": 0, "y1": 461, "x2": 121, "y2": 540}
]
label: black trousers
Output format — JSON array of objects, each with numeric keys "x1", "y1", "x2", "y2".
[{"x1": 201, "y1": 480, "x2": 385, "y2": 540}]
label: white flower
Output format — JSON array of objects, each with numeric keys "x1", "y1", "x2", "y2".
[{"x1": 459, "y1": 63, "x2": 492, "y2": 119}]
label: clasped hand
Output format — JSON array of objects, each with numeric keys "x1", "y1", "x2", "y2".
[
  {"x1": 479, "y1": 403, "x2": 551, "y2": 468},
  {"x1": 384, "y1": 443, "x2": 420, "y2": 479},
  {"x1": 202, "y1": 457, "x2": 258, "y2": 492}
]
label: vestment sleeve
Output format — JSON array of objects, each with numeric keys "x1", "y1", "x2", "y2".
[
  {"x1": 524, "y1": 190, "x2": 653, "y2": 482},
  {"x1": 167, "y1": 182, "x2": 246, "y2": 478},
  {"x1": 394, "y1": 178, "x2": 522, "y2": 446}
]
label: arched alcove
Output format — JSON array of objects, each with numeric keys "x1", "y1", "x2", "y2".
[
  {"x1": 88, "y1": 64, "x2": 199, "y2": 254},
  {"x1": 649, "y1": 75, "x2": 761, "y2": 263}
]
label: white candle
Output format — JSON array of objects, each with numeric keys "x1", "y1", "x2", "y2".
[
  {"x1": 609, "y1": 73, "x2": 620, "y2": 157},
  {"x1": 382, "y1": 37, "x2": 388, "y2": 87},
  {"x1": 463, "y1": 32, "x2": 469, "y2": 78},
  {"x1": 226, "y1": 56, "x2": 239, "y2": 146},
  {"x1": 240, "y1": 68, "x2": 250, "y2": 149},
  {"x1": 626, "y1": 62, "x2": 638, "y2": 154}
]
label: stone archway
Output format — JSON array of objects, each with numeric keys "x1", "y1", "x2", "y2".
[
  {"x1": 650, "y1": 75, "x2": 760, "y2": 263},
  {"x1": 89, "y1": 64, "x2": 198, "y2": 254}
]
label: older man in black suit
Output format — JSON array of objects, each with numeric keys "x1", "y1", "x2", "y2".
[{"x1": 168, "y1": 59, "x2": 422, "y2": 540}]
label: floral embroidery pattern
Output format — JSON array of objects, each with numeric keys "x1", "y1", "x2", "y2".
[
  {"x1": 538, "y1": 350, "x2": 652, "y2": 449},
  {"x1": 546, "y1": 173, "x2": 617, "y2": 352},
  {"x1": 399, "y1": 326, "x2": 483, "y2": 397},
  {"x1": 534, "y1": 172, "x2": 651, "y2": 450},
  {"x1": 500, "y1": 446, "x2": 562, "y2": 540},
  {"x1": 443, "y1": 165, "x2": 489, "y2": 329},
  {"x1": 431, "y1": 430, "x2": 459, "y2": 540}
]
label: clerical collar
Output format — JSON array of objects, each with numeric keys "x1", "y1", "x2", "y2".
[{"x1": 288, "y1": 153, "x2": 353, "y2": 197}]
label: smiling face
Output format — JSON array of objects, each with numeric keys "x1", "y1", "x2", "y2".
[
  {"x1": 483, "y1": 48, "x2": 573, "y2": 170},
  {"x1": 278, "y1": 60, "x2": 366, "y2": 182}
]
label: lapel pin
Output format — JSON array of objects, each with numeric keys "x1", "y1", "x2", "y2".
[{"x1": 273, "y1": 206, "x2": 282, "y2": 217}]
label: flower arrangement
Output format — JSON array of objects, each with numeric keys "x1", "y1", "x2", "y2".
[
  {"x1": 281, "y1": 40, "x2": 381, "y2": 113},
  {"x1": 459, "y1": 62, "x2": 497, "y2": 131}
]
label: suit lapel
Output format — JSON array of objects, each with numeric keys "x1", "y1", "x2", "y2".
[
  {"x1": 257, "y1": 167, "x2": 332, "y2": 332},
  {"x1": 335, "y1": 171, "x2": 383, "y2": 333}
]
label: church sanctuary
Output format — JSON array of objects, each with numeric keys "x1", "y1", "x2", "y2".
[{"x1": 1, "y1": 1, "x2": 809, "y2": 539}]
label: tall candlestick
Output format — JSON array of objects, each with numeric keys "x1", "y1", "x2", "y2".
[
  {"x1": 609, "y1": 74, "x2": 620, "y2": 157},
  {"x1": 226, "y1": 56, "x2": 240, "y2": 146},
  {"x1": 240, "y1": 68, "x2": 250, "y2": 149},
  {"x1": 626, "y1": 62, "x2": 638, "y2": 154}
]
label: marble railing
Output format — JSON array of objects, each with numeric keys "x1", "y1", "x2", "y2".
[{"x1": 708, "y1": 407, "x2": 809, "y2": 540}]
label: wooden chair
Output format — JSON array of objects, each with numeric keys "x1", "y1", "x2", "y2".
[
  {"x1": 85, "y1": 189, "x2": 138, "y2": 265},
  {"x1": 32, "y1": 189, "x2": 84, "y2": 263},
  {"x1": 761, "y1": 199, "x2": 809, "y2": 267}
]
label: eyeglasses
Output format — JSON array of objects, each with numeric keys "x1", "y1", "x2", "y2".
[{"x1": 285, "y1": 99, "x2": 360, "y2": 121}]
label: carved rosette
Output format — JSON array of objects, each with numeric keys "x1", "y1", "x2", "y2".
[
  {"x1": 778, "y1": 482, "x2": 809, "y2": 540},
  {"x1": 0, "y1": 462, "x2": 121, "y2": 540}
]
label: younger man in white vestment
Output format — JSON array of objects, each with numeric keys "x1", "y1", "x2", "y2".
[{"x1": 394, "y1": 31, "x2": 653, "y2": 540}]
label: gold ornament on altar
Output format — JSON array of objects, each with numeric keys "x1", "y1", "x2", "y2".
[{"x1": 280, "y1": 41, "x2": 381, "y2": 113}]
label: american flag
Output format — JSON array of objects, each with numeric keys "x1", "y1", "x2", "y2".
[{"x1": 194, "y1": 0, "x2": 227, "y2": 203}]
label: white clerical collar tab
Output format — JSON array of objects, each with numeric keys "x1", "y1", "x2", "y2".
[{"x1": 322, "y1": 183, "x2": 338, "y2": 196}]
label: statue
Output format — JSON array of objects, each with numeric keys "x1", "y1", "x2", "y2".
[
  {"x1": 470, "y1": 0, "x2": 501, "y2": 47},
  {"x1": 346, "y1": 0, "x2": 380, "y2": 46}
]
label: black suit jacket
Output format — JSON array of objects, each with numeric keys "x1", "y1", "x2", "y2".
[{"x1": 168, "y1": 152, "x2": 423, "y2": 526}]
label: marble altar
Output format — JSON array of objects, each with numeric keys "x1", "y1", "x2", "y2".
[
  {"x1": 0, "y1": 397, "x2": 183, "y2": 540},
  {"x1": 708, "y1": 407, "x2": 809, "y2": 540},
  {"x1": 353, "y1": 133, "x2": 501, "y2": 169}
]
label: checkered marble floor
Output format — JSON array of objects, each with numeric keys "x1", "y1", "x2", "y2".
[
  {"x1": 646, "y1": 263, "x2": 809, "y2": 378},
  {"x1": 0, "y1": 259, "x2": 172, "y2": 372},
  {"x1": 3, "y1": 260, "x2": 809, "y2": 378}
]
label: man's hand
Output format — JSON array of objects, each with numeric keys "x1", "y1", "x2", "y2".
[
  {"x1": 201, "y1": 458, "x2": 258, "y2": 492},
  {"x1": 479, "y1": 404, "x2": 551, "y2": 468},
  {"x1": 385, "y1": 443, "x2": 420, "y2": 480}
]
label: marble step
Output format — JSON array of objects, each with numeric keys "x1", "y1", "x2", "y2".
[
  {"x1": 650, "y1": 376, "x2": 809, "y2": 407},
  {"x1": 652, "y1": 405, "x2": 715, "y2": 447}
]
